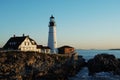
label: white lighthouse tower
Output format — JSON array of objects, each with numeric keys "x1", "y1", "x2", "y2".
[{"x1": 48, "y1": 15, "x2": 57, "y2": 53}]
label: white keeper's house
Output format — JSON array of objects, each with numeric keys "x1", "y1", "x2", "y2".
[{"x1": 3, "y1": 34, "x2": 50, "y2": 53}]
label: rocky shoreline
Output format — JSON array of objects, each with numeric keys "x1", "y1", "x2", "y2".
[
  {"x1": 0, "y1": 51, "x2": 86, "y2": 80},
  {"x1": 1, "y1": 51, "x2": 120, "y2": 80}
]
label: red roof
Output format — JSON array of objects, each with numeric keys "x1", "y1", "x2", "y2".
[{"x1": 58, "y1": 45, "x2": 74, "y2": 49}]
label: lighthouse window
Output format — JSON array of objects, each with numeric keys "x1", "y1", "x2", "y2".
[{"x1": 50, "y1": 22, "x2": 54, "y2": 26}]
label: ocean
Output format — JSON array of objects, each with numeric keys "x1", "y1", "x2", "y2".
[
  {"x1": 70, "y1": 49, "x2": 120, "y2": 80},
  {"x1": 77, "y1": 49, "x2": 120, "y2": 60}
]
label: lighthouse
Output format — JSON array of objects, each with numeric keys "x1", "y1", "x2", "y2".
[{"x1": 48, "y1": 15, "x2": 57, "y2": 53}]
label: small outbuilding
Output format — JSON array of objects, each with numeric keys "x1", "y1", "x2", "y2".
[
  {"x1": 58, "y1": 45, "x2": 75, "y2": 54},
  {"x1": 37, "y1": 45, "x2": 50, "y2": 54}
]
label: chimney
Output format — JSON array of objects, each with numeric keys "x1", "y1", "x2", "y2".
[
  {"x1": 13, "y1": 35, "x2": 15, "y2": 37},
  {"x1": 23, "y1": 34, "x2": 25, "y2": 37}
]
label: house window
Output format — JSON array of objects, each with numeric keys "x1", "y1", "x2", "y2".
[
  {"x1": 9, "y1": 42, "x2": 12, "y2": 45},
  {"x1": 32, "y1": 47, "x2": 34, "y2": 50},
  {"x1": 13, "y1": 42, "x2": 16, "y2": 45},
  {"x1": 24, "y1": 42, "x2": 26, "y2": 45},
  {"x1": 23, "y1": 47, "x2": 24, "y2": 50},
  {"x1": 32, "y1": 41, "x2": 35, "y2": 44}
]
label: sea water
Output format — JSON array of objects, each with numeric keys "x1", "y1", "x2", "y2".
[
  {"x1": 70, "y1": 50, "x2": 120, "y2": 80},
  {"x1": 76, "y1": 49, "x2": 120, "y2": 61}
]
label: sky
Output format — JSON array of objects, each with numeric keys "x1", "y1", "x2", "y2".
[{"x1": 0, "y1": 0, "x2": 120, "y2": 49}]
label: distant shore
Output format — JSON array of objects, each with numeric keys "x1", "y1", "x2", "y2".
[{"x1": 109, "y1": 49, "x2": 120, "y2": 50}]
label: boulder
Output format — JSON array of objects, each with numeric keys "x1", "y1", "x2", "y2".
[{"x1": 87, "y1": 53, "x2": 120, "y2": 75}]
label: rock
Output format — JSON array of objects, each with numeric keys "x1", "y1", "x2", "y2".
[
  {"x1": 87, "y1": 53, "x2": 120, "y2": 76},
  {"x1": 0, "y1": 51, "x2": 86, "y2": 80}
]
